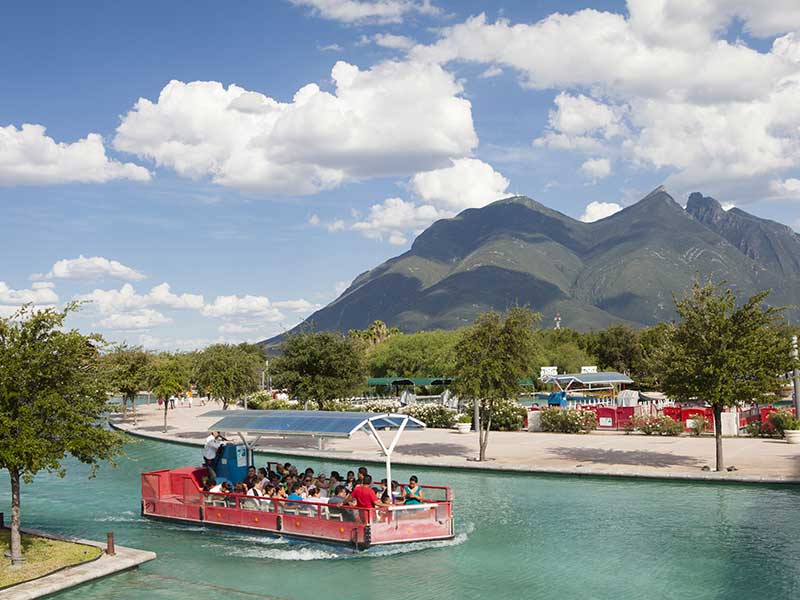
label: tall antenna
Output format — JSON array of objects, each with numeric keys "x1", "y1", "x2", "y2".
[{"x1": 554, "y1": 312, "x2": 561, "y2": 330}]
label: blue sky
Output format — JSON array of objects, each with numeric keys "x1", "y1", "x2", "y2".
[{"x1": 2, "y1": 0, "x2": 800, "y2": 348}]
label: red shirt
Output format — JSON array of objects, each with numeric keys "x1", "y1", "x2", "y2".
[{"x1": 350, "y1": 485, "x2": 379, "y2": 508}]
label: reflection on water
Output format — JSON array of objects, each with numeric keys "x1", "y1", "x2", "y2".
[{"x1": 1, "y1": 437, "x2": 799, "y2": 600}]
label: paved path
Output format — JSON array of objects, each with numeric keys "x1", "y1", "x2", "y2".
[
  {"x1": 0, "y1": 528, "x2": 155, "y2": 600},
  {"x1": 111, "y1": 403, "x2": 800, "y2": 483}
]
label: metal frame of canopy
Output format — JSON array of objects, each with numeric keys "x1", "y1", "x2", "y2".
[
  {"x1": 541, "y1": 372, "x2": 634, "y2": 398},
  {"x1": 202, "y1": 410, "x2": 425, "y2": 494}
]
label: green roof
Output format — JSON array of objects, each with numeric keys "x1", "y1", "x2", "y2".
[{"x1": 368, "y1": 377, "x2": 453, "y2": 387}]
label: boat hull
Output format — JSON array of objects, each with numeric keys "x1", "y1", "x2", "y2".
[{"x1": 141, "y1": 467, "x2": 454, "y2": 550}]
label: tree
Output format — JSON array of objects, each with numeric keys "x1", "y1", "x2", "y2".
[
  {"x1": 0, "y1": 305, "x2": 124, "y2": 566},
  {"x1": 588, "y1": 325, "x2": 642, "y2": 375},
  {"x1": 348, "y1": 320, "x2": 401, "y2": 353},
  {"x1": 272, "y1": 331, "x2": 365, "y2": 409},
  {"x1": 635, "y1": 323, "x2": 674, "y2": 390},
  {"x1": 452, "y1": 307, "x2": 540, "y2": 461},
  {"x1": 662, "y1": 282, "x2": 793, "y2": 471},
  {"x1": 102, "y1": 344, "x2": 150, "y2": 424},
  {"x1": 147, "y1": 353, "x2": 189, "y2": 433},
  {"x1": 194, "y1": 344, "x2": 262, "y2": 409},
  {"x1": 367, "y1": 330, "x2": 461, "y2": 378}
]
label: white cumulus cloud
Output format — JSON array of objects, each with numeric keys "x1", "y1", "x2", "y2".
[
  {"x1": 288, "y1": 0, "x2": 439, "y2": 24},
  {"x1": 579, "y1": 201, "x2": 622, "y2": 222},
  {"x1": 98, "y1": 309, "x2": 171, "y2": 331},
  {"x1": 411, "y1": 158, "x2": 510, "y2": 210},
  {"x1": 410, "y1": 5, "x2": 800, "y2": 202},
  {"x1": 0, "y1": 281, "x2": 59, "y2": 305},
  {"x1": 580, "y1": 158, "x2": 612, "y2": 180},
  {"x1": 33, "y1": 255, "x2": 146, "y2": 281},
  {"x1": 0, "y1": 124, "x2": 150, "y2": 186},
  {"x1": 78, "y1": 283, "x2": 204, "y2": 314},
  {"x1": 113, "y1": 60, "x2": 476, "y2": 196},
  {"x1": 200, "y1": 295, "x2": 284, "y2": 320},
  {"x1": 352, "y1": 197, "x2": 446, "y2": 245}
]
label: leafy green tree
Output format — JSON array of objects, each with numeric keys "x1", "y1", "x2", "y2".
[
  {"x1": 102, "y1": 344, "x2": 150, "y2": 424},
  {"x1": 535, "y1": 329, "x2": 597, "y2": 378},
  {"x1": 635, "y1": 323, "x2": 674, "y2": 390},
  {"x1": 272, "y1": 331, "x2": 365, "y2": 409},
  {"x1": 588, "y1": 325, "x2": 642, "y2": 375},
  {"x1": 662, "y1": 282, "x2": 794, "y2": 471},
  {"x1": 147, "y1": 353, "x2": 189, "y2": 433},
  {"x1": 0, "y1": 305, "x2": 124, "y2": 566},
  {"x1": 194, "y1": 344, "x2": 262, "y2": 409},
  {"x1": 453, "y1": 307, "x2": 540, "y2": 461},
  {"x1": 367, "y1": 330, "x2": 461, "y2": 378}
]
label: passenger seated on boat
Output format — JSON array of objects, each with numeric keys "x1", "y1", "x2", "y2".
[
  {"x1": 254, "y1": 468, "x2": 269, "y2": 493},
  {"x1": 234, "y1": 482, "x2": 247, "y2": 495},
  {"x1": 286, "y1": 483, "x2": 304, "y2": 505},
  {"x1": 315, "y1": 474, "x2": 330, "y2": 497},
  {"x1": 356, "y1": 466, "x2": 369, "y2": 486},
  {"x1": 304, "y1": 467, "x2": 315, "y2": 478},
  {"x1": 403, "y1": 476, "x2": 424, "y2": 504},
  {"x1": 351, "y1": 475, "x2": 388, "y2": 511},
  {"x1": 268, "y1": 473, "x2": 281, "y2": 488},
  {"x1": 329, "y1": 471, "x2": 342, "y2": 489},
  {"x1": 305, "y1": 487, "x2": 326, "y2": 504},
  {"x1": 328, "y1": 485, "x2": 357, "y2": 522},
  {"x1": 208, "y1": 481, "x2": 225, "y2": 494},
  {"x1": 345, "y1": 471, "x2": 356, "y2": 492},
  {"x1": 243, "y1": 466, "x2": 258, "y2": 489},
  {"x1": 391, "y1": 481, "x2": 404, "y2": 503}
]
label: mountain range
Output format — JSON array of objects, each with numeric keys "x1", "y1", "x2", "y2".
[{"x1": 266, "y1": 187, "x2": 800, "y2": 342}]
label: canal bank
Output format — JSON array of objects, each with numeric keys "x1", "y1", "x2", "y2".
[
  {"x1": 110, "y1": 403, "x2": 800, "y2": 484},
  {"x1": 0, "y1": 526, "x2": 155, "y2": 600}
]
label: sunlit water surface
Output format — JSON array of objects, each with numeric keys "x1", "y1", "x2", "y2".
[{"x1": 1, "y1": 437, "x2": 799, "y2": 599}]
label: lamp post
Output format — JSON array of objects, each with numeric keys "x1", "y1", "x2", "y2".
[{"x1": 793, "y1": 336, "x2": 800, "y2": 418}]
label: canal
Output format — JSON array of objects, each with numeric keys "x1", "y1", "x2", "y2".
[{"x1": 2, "y1": 436, "x2": 799, "y2": 599}]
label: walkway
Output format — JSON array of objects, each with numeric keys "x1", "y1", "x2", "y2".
[
  {"x1": 0, "y1": 528, "x2": 155, "y2": 600},
  {"x1": 111, "y1": 403, "x2": 800, "y2": 483}
]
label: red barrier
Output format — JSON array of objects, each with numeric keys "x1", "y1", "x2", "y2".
[
  {"x1": 662, "y1": 406, "x2": 681, "y2": 421},
  {"x1": 596, "y1": 406, "x2": 617, "y2": 430},
  {"x1": 616, "y1": 407, "x2": 634, "y2": 429},
  {"x1": 680, "y1": 407, "x2": 714, "y2": 432}
]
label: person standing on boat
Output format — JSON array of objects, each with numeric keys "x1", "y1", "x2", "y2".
[{"x1": 203, "y1": 431, "x2": 226, "y2": 481}]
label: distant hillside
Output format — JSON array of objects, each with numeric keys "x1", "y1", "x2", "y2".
[{"x1": 264, "y1": 188, "x2": 800, "y2": 344}]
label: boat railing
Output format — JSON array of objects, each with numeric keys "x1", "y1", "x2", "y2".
[{"x1": 201, "y1": 491, "x2": 449, "y2": 525}]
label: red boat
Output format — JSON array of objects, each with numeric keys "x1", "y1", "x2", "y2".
[{"x1": 141, "y1": 410, "x2": 455, "y2": 549}]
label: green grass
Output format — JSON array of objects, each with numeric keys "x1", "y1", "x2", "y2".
[{"x1": 0, "y1": 528, "x2": 102, "y2": 588}]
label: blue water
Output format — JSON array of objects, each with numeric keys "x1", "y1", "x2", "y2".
[{"x1": 2, "y1": 436, "x2": 799, "y2": 599}]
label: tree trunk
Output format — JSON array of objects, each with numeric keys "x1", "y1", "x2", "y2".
[
  {"x1": 163, "y1": 399, "x2": 168, "y2": 433},
  {"x1": 130, "y1": 393, "x2": 137, "y2": 426},
  {"x1": 9, "y1": 467, "x2": 23, "y2": 566},
  {"x1": 478, "y1": 402, "x2": 493, "y2": 461},
  {"x1": 713, "y1": 404, "x2": 723, "y2": 472}
]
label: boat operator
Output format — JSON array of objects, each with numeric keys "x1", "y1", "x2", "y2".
[{"x1": 203, "y1": 431, "x2": 228, "y2": 481}]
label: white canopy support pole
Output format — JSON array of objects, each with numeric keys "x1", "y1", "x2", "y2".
[{"x1": 366, "y1": 416, "x2": 409, "y2": 502}]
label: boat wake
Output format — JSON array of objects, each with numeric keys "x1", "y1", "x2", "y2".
[
  {"x1": 95, "y1": 510, "x2": 143, "y2": 523},
  {"x1": 217, "y1": 522, "x2": 474, "y2": 561}
]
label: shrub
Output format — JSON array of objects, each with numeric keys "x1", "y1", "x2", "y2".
[
  {"x1": 361, "y1": 399, "x2": 401, "y2": 413},
  {"x1": 319, "y1": 399, "x2": 355, "y2": 412},
  {"x1": 457, "y1": 413, "x2": 473, "y2": 424},
  {"x1": 402, "y1": 403, "x2": 457, "y2": 428},
  {"x1": 627, "y1": 414, "x2": 681, "y2": 436},
  {"x1": 689, "y1": 415, "x2": 710, "y2": 436},
  {"x1": 540, "y1": 407, "x2": 597, "y2": 434},
  {"x1": 464, "y1": 399, "x2": 528, "y2": 431},
  {"x1": 246, "y1": 391, "x2": 300, "y2": 411}
]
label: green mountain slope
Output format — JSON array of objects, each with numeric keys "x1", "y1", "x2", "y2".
[{"x1": 265, "y1": 188, "x2": 800, "y2": 342}]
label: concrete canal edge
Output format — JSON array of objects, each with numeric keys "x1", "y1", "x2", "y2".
[
  {"x1": 0, "y1": 527, "x2": 156, "y2": 600},
  {"x1": 109, "y1": 419, "x2": 800, "y2": 485}
]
